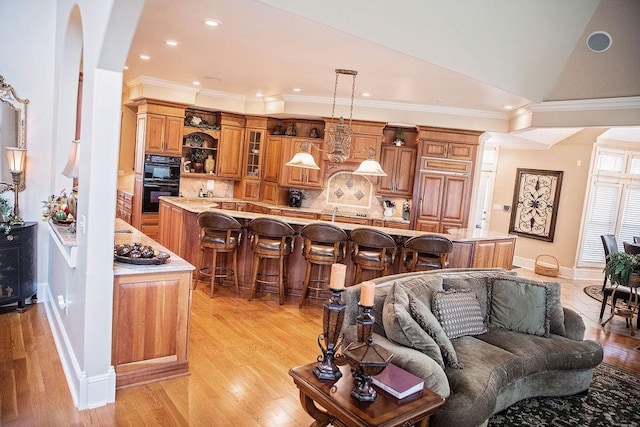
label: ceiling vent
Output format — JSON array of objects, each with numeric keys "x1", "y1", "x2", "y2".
[{"x1": 586, "y1": 31, "x2": 612, "y2": 52}]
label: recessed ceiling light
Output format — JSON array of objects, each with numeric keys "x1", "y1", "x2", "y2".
[
  {"x1": 204, "y1": 19, "x2": 221, "y2": 27},
  {"x1": 165, "y1": 40, "x2": 180, "y2": 47},
  {"x1": 192, "y1": 81, "x2": 201, "y2": 86},
  {"x1": 293, "y1": 88, "x2": 301, "y2": 92},
  {"x1": 434, "y1": 98, "x2": 444, "y2": 103},
  {"x1": 504, "y1": 105, "x2": 513, "y2": 110},
  {"x1": 123, "y1": 65, "x2": 129, "y2": 70},
  {"x1": 139, "y1": 54, "x2": 150, "y2": 60},
  {"x1": 362, "y1": 92, "x2": 371, "y2": 97},
  {"x1": 256, "y1": 92, "x2": 263, "y2": 97}
]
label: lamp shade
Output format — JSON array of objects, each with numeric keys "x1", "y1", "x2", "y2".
[
  {"x1": 285, "y1": 151, "x2": 320, "y2": 170},
  {"x1": 6, "y1": 147, "x2": 26, "y2": 173},
  {"x1": 62, "y1": 140, "x2": 80, "y2": 178},
  {"x1": 352, "y1": 148, "x2": 387, "y2": 176}
]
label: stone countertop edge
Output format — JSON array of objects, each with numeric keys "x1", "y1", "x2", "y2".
[
  {"x1": 113, "y1": 218, "x2": 194, "y2": 276},
  {"x1": 159, "y1": 197, "x2": 516, "y2": 242}
]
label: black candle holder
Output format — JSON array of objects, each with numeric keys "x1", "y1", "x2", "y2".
[
  {"x1": 314, "y1": 288, "x2": 346, "y2": 381},
  {"x1": 343, "y1": 304, "x2": 393, "y2": 402}
]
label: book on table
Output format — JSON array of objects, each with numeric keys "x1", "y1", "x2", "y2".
[{"x1": 372, "y1": 363, "x2": 424, "y2": 399}]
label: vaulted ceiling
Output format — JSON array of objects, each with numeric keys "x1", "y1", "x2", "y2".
[{"x1": 123, "y1": 0, "x2": 640, "y2": 148}]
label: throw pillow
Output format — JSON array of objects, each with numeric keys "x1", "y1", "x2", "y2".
[
  {"x1": 431, "y1": 289, "x2": 488, "y2": 339},
  {"x1": 489, "y1": 279, "x2": 548, "y2": 337},
  {"x1": 408, "y1": 294, "x2": 462, "y2": 369},
  {"x1": 382, "y1": 283, "x2": 445, "y2": 368},
  {"x1": 543, "y1": 281, "x2": 566, "y2": 336}
]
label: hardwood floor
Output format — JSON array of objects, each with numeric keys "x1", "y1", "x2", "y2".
[{"x1": 1, "y1": 270, "x2": 639, "y2": 426}]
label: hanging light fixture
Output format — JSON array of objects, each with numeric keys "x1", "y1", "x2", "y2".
[{"x1": 285, "y1": 69, "x2": 386, "y2": 176}]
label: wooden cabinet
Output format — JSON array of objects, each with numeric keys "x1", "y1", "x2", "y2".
[
  {"x1": 281, "y1": 137, "x2": 324, "y2": 189},
  {"x1": 0, "y1": 222, "x2": 36, "y2": 311},
  {"x1": 323, "y1": 119, "x2": 385, "y2": 165},
  {"x1": 418, "y1": 126, "x2": 478, "y2": 161},
  {"x1": 377, "y1": 145, "x2": 416, "y2": 196},
  {"x1": 217, "y1": 125, "x2": 244, "y2": 179},
  {"x1": 413, "y1": 127, "x2": 481, "y2": 233},
  {"x1": 263, "y1": 136, "x2": 283, "y2": 183},
  {"x1": 414, "y1": 173, "x2": 471, "y2": 233},
  {"x1": 158, "y1": 201, "x2": 185, "y2": 255},
  {"x1": 116, "y1": 190, "x2": 133, "y2": 224},
  {"x1": 137, "y1": 100, "x2": 186, "y2": 156},
  {"x1": 235, "y1": 117, "x2": 270, "y2": 201},
  {"x1": 472, "y1": 239, "x2": 516, "y2": 269},
  {"x1": 140, "y1": 213, "x2": 159, "y2": 241},
  {"x1": 112, "y1": 268, "x2": 191, "y2": 388},
  {"x1": 181, "y1": 127, "x2": 219, "y2": 176}
]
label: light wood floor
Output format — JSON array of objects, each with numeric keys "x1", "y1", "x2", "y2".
[{"x1": 1, "y1": 269, "x2": 639, "y2": 426}]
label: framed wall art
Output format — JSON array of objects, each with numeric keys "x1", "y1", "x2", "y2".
[{"x1": 509, "y1": 168, "x2": 563, "y2": 242}]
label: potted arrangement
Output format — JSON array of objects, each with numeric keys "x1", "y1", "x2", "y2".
[
  {"x1": 190, "y1": 149, "x2": 208, "y2": 173},
  {"x1": 604, "y1": 252, "x2": 640, "y2": 287}
]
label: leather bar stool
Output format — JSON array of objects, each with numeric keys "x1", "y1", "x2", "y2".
[
  {"x1": 350, "y1": 228, "x2": 398, "y2": 284},
  {"x1": 299, "y1": 223, "x2": 349, "y2": 307},
  {"x1": 196, "y1": 211, "x2": 242, "y2": 297},
  {"x1": 401, "y1": 234, "x2": 453, "y2": 272},
  {"x1": 247, "y1": 218, "x2": 296, "y2": 305}
]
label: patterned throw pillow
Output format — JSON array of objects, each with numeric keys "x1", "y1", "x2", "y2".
[{"x1": 431, "y1": 289, "x2": 488, "y2": 339}]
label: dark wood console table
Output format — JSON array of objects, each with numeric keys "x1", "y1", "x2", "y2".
[
  {"x1": 289, "y1": 363, "x2": 445, "y2": 427},
  {"x1": 0, "y1": 222, "x2": 37, "y2": 312}
]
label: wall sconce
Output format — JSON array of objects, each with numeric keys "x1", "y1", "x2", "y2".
[
  {"x1": 6, "y1": 147, "x2": 26, "y2": 224},
  {"x1": 285, "y1": 69, "x2": 387, "y2": 177}
]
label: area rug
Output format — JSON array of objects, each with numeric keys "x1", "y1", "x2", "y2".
[
  {"x1": 488, "y1": 363, "x2": 640, "y2": 426},
  {"x1": 584, "y1": 285, "x2": 630, "y2": 311}
]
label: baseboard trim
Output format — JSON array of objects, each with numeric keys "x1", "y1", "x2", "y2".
[
  {"x1": 513, "y1": 256, "x2": 602, "y2": 281},
  {"x1": 43, "y1": 284, "x2": 116, "y2": 409}
]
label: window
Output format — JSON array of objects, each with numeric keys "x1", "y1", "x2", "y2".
[{"x1": 578, "y1": 147, "x2": 640, "y2": 266}]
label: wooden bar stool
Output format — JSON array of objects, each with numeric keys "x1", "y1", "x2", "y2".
[
  {"x1": 299, "y1": 223, "x2": 349, "y2": 307},
  {"x1": 401, "y1": 234, "x2": 453, "y2": 272},
  {"x1": 350, "y1": 228, "x2": 398, "y2": 284},
  {"x1": 247, "y1": 218, "x2": 296, "y2": 305},
  {"x1": 196, "y1": 211, "x2": 242, "y2": 297}
]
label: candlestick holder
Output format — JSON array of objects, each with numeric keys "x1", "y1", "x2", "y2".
[
  {"x1": 314, "y1": 288, "x2": 346, "y2": 381},
  {"x1": 343, "y1": 304, "x2": 393, "y2": 402}
]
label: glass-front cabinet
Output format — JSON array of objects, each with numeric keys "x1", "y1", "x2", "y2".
[{"x1": 246, "y1": 129, "x2": 262, "y2": 177}]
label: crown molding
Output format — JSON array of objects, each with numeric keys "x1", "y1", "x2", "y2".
[
  {"x1": 125, "y1": 76, "x2": 200, "y2": 94},
  {"x1": 528, "y1": 96, "x2": 640, "y2": 113}
]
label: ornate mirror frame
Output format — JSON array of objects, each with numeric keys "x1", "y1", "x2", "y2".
[{"x1": 0, "y1": 74, "x2": 29, "y2": 193}]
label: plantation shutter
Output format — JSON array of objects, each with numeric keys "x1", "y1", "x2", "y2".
[
  {"x1": 580, "y1": 180, "x2": 622, "y2": 263},
  {"x1": 619, "y1": 184, "x2": 640, "y2": 245}
]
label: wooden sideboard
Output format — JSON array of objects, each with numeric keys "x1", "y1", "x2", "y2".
[
  {"x1": 0, "y1": 222, "x2": 37, "y2": 311},
  {"x1": 112, "y1": 219, "x2": 194, "y2": 388}
]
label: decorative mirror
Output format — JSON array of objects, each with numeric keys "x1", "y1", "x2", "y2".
[{"x1": 0, "y1": 74, "x2": 28, "y2": 193}]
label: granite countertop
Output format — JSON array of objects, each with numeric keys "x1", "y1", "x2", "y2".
[
  {"x1": 113, "y1": 218, "x2": 194, "y2": 276},
  {"x1": 159, "y1": 197, "x2": 515, "y2": 242}
]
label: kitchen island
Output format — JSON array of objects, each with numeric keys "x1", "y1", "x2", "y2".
[
  {"x1": 112, "y1": 218, "x2": 194, "y2": 388},
  {"x1": 158, "y1": 197, "x2": 516, "y2": 297}
]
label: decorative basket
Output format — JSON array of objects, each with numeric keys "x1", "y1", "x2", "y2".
[{"x1": 534, "y1": 254, "x2": 559, "y2": 277}]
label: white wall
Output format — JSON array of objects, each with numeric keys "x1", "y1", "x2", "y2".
[{"x1": 0, "y1": 0, "x2": 143, "y2": 409}]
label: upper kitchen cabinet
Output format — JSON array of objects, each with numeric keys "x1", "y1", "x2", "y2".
[
  {"x1": 281, "y1": 137, "x2": 324, "y2": 189},
  {"x1": 377, "y1": 126, "x2": 418, "y2": 197},
  {"x1": 235, "y1": 116, "x2": 272, "y2": 201},
  {"x1": 417, "y1": 126, "x2": 478, "y2": 161},
  {"x1": 137, "y1": 100, "x2": 186, "y2": 157},
  {"x1": 217, "y1": 112, "x2": 246, "y2": 179}
]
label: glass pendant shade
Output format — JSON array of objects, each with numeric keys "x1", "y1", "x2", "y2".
[
  {"x1": 353, "y1": 148, "x2": 387, "y2": 176},
  {"x1": 285, "y1": 141, "x2": 320, "y2": 170},
  {"x1": 6, "y1": 147, "x2": 26, "y2": 173},
  {"x1": 62, "y1": 140, "x2": 80, "y2": 178}
]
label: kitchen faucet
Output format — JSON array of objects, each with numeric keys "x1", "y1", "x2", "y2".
[{"x1": 331, "y1": 207, "x2": 338, "y2": 222}]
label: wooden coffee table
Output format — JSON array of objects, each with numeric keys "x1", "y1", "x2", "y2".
[{"x1": 289, "y1": 363, "x2": 445, "y2": 427}]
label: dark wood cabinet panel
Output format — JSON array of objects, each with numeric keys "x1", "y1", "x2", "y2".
[{"x1": 0, "y1": 222, "x2": 37, "y2": 311}]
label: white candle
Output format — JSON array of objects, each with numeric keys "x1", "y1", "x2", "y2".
[
  {"x1": 329, "y1": 263, "x2": 346, "y2": 290},
  {"x1": 359, "y1": 281, "x2": 376, "y2": 307}
]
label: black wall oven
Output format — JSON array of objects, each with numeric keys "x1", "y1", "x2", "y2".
[{"x1": 142, "y1": 155, "x2": 181, "y2": 213}]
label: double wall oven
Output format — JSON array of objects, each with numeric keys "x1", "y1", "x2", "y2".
[{"x1": 142, "y1": 154, "x2": 181, "y2": 213}]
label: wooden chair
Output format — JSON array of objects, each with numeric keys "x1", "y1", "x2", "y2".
[
  {"x1": 247, "y1": 218, "x2": 296, "y2": 305},
  {"x1": 401, "y1": 234, "x2": 453, "y2": 272},
  {"x1": 350, "y1": 228, "x2": 398, "y2": 284},
  {"x1": 196, "y1": 212, "x2": 242, "y2": 297},
  {"x1": 299, "y1": 223, "x2": 348, "y2": 307},
  {"x1": 599, "y1": 234, "x2": 637, "y2": 328}
]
